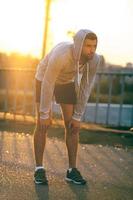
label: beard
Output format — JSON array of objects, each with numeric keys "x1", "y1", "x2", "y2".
[{"x1": 80, "y1": 53, "x2": 94, "y2": 64}]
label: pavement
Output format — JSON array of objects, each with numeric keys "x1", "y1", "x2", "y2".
[{"x1": 0, "y1": 122, "x2": 133, "y2": 200}]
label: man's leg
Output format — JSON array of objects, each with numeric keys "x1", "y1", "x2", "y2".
[
  {"x1": 33, "y1": 103, "x2": 48, "y2": 185},
  {"x1": 34, "y1": 124, "x2": 47, "y2": 166},
  {"x1": 60, "y1": 103, "x2": 79, "y2": 168},
  {"x1": 60, "y1": 103, "x2": 86, "y2": 185},
  {"x1": 34, "y1": 103, "x2": 47, "y2": 166}
]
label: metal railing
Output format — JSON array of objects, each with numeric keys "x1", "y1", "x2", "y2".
[
  {"x1": 0, "y1": 68, "x2": 133, "y2": 126},
  {"x1": 90, "y1": 72, "x2": 133, "y2": 126},
  {"x1": 0, "y1": 68, "x2": 36, "y2": 117}
]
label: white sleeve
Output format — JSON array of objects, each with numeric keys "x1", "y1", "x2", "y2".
[
  {"x1": 39, "y1": 54, "x2": 63, "y2": 119},
  {"x1": 72, "y1": 55, "x2": 101, "y2": 121},
  {"x1": 35, "y1": 55, "x2": 49, "y2": 81}
]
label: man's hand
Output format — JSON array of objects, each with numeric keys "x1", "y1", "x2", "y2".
[
  {"x1": 69, "y1": 119, "x2": 80, "y2": 134},
  {"x1": 39, "y1": 118, "x2": 52, "y2": 133}
]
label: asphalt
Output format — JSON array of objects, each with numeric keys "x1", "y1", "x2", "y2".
[{"x1": 0, "y1": 125, "x2": 133, "y2": 200}]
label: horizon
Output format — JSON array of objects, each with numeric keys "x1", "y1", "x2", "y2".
[
  {"x1": 0, "y1": 50, "x2": 132, "y2": 69},
  {"x1": 0, "y1": 0, "x2": 133, "y2": 66}
]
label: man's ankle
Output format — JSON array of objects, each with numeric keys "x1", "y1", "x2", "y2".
[{"x1": 35, "y1": 166, "x2": 44, "y2": 171}]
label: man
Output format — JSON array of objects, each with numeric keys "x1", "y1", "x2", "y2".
[{"x1": 34, "y1": 29, "x2": 101, "y2": 185}]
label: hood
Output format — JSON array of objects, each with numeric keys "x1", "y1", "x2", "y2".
[
  {"x1": 73, "y1": 29, "x2": 96, "y2": 62},
  {"x1": 73, "y1": 29, "x2": 99, "y2": 92}
]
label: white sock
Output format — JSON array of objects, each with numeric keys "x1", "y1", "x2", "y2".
[
  {"x1": 35, "y1": 166, "x2": 44, "y2": 171},
  {"x1": 68, "y1": 168, "x2": 72, "y2": 173}
]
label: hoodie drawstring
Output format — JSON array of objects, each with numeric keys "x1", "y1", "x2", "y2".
[
  {"x1": 74, "y1": 61, "x2": 80, "y2": 96},
  {"x1": 75, "y1": 61, "x2": 90, "y2": 98},
  {"x1": 87, "y1": 62, "x2": 90, "y2": 84}
]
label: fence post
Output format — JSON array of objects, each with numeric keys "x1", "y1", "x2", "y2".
[
  {"x1": 106, "y1": 73, "x2": 113, "y2": 125},
  {"x1": 118, "y1": 75, "x2": 125, "y2": 126},
  {"x1": 94, "y1": 74, "x2": 101, "y2": 123}
]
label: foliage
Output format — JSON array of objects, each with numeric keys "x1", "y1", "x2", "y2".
[
  {"x1": 0, "y1": 52, "x2": 39, "y2": 69},
  {"x1": 90, "y1": 75, "x2": 133, "y2": 104}
]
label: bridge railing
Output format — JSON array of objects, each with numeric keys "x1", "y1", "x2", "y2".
[{"x1": 0, "y1": 68, "x2": 133, "y2": 126}]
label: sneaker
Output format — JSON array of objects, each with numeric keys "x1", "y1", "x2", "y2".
[
  {"x1": 34, "y1": 168, "x2": 48, "y2": 185},
  {"x1": 65, "y1": 168, "x2": 86, "y2": 185}
]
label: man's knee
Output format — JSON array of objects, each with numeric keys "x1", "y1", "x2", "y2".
[
  {"x1": 64, "y1": 120, "x2": 80, "y2": 135},
  {"x1": 64, "y1": 120, "x2": 71, "y2": 131},
  {"x1": 34, "y1": 122, "x2": 47, "y2": 135},
  {"x1": 71, "y1": 127, "x2": 80, "y2": 135}
]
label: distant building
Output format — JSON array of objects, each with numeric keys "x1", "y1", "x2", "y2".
[
  {"x1": 126, "y1": 62, "x2": 133, "y2": 68},
  {"x1": 103, "y1": 62, "x2": 133, "y2": 73}
]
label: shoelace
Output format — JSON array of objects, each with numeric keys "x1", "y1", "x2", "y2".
[
  {"x1": 72, "y1": 169, "x2": 82, "y2": 180},
  {"x1": 36, "y1": 170, "x2": 46, "y2": 178}
]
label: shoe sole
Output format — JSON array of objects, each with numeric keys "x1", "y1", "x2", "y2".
[{"x1": 65, "y1": 177, "x2": 86, "y2": 185}]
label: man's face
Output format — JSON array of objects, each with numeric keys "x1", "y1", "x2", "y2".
[{"x1": 80, "y1": 39, "x2": 97, "y2": 63}]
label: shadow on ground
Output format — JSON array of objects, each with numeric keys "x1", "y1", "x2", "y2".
[{"x1": 0, "y1": 119, "x2": 133, "y2": 150}]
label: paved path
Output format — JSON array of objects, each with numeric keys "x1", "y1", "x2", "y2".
[{"x1": 0, "y1": 131, "x2": 133, "y2": 200}]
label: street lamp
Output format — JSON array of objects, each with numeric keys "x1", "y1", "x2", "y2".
[{"x1": 42, "y1": 0, "x2": 51, "y2": 58}]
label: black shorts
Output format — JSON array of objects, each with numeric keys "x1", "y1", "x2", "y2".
[
  {"x1": 35, "y1": 80, "x2": 77, "y2": 104},
  {"x1": 54, "y1": 82, "x2": 77, "y2": 104}
]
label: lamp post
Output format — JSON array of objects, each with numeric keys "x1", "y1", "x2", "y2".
[{"x1": 42, "y1": 0, "x2": 51, "y2": 58}]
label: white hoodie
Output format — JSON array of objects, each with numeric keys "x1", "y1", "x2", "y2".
[{"x1": 35, "y1": 29, "x2": 101, "y2": 121}]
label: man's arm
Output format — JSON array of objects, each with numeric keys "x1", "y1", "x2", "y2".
[
  {"x1": 72, "y1": 55, "x2": 101, "y2": 121},
  {"x1": 72, "y1": 73, "x2": 96, "y2": 121},
  {"x1": 35, "y1": 55, "x2": 63, "y2": 131},
  {"x1": 39, "y1": 54, "x2": 63, "y2": 120}
]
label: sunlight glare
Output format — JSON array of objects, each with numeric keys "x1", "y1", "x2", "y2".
[
  {"x1": 0, "y1": 0, "x2": 133, "y2": 65},
  {"x1": 0, "y1": 0, "x2": 44, "y2": 57}
]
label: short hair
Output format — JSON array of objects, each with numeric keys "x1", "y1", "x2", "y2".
[{"x1": 85, "y1": 32, "x2": 97, "y2": 41}]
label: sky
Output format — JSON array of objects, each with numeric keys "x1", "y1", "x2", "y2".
[{"x1": 0, "y1": 0, "x2": 133, "y2": 66}]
